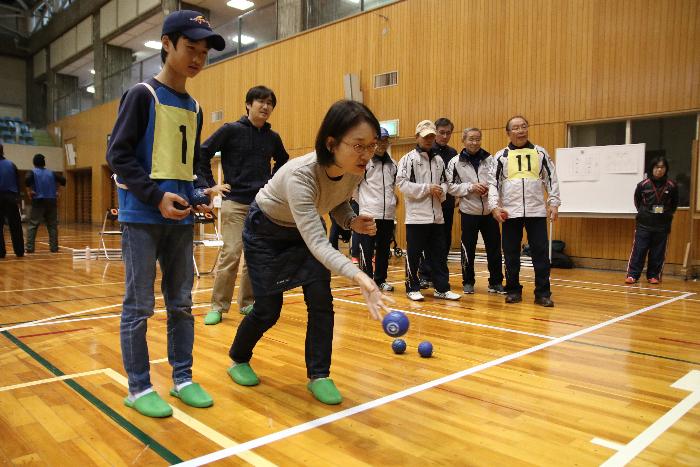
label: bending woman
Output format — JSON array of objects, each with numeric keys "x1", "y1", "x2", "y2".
[{"x1": 227, "y1": 100, "x2": 393, "y2": 405}]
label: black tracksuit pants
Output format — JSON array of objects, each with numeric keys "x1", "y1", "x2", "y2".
[
  {"x1": 405, "y1": 224, "x2": 450, "y2": 293},
  {"x1": 460, "y1": 212, "x2": 503, "y2": 286},
  {"x1": 626, "y1": 226, "x2": 668, "y2": 280},
  {"x1": 357, "y1": 219, "x2": 394, "y2": 285},
  {"x1": 502, "y1": 217, "x2": 551, "y2": 298},
  {"x1": 0, "y1": 192, "x2": 24, "y2": 257},
  {"x1": 418, "y1": 196, "x2": 454, "y2": 281}
]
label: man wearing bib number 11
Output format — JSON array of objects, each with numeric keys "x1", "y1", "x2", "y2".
[
  {"x1": 488, "y1": 116, "x2": 561, "y2": 307},
  {"x1": 106, "y1": 10, "x2": 225, "y2": 418}
]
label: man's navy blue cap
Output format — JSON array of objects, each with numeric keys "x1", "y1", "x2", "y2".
[
  {"x1": 162, "y1": 10, "x2": 226, "y2": 51},
  {"x1": 378, "y1": 127, "x2": 390, "y2": 139}
]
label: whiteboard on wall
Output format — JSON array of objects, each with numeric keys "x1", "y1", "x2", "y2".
[{"x1": 556, "y1": 143, "x2": 645, "y2": 215}]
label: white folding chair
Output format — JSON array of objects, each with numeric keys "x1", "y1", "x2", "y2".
[
  {"x1": 99, "y1": 208, "x2": 122, "y2": 260},
  {"x1": 193, "y1": 211, "x2": 223, "y2": 277}
]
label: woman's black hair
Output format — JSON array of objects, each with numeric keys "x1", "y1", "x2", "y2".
[
  {"x1": 160, "y1": 32, "x2": 183, "y2": 64},
  {"x1": 315, "y1": 100, "x2": 380, "y2": 167},
  {"x1": 648, "y1": 155, "x2": 670, "y2": 176}
]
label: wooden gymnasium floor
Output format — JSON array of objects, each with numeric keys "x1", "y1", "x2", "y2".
[{"x1": 1, "y1": 224, "x2": 699, "y2": 466}]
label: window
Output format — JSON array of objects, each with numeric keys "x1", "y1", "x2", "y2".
[
  {"x1": 569, "y1": 113, "x2": 698, "y2": 207},
  {"x1": 631, "y1": 114, "x2": 696, "y2": 207},
  {"x1": 374, "y1": 71, "x2": 398, "y2": 88},
  {"x1": 570, "y1": 121, "x2": 626, "y2": 147}
]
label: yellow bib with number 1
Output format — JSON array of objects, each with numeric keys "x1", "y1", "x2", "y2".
[
  {"x1": 507, "y1": 148, "x2": 540, "y2": 180},
  {"x1": 150, "y1": 102, "x2": 197, "y2": 181}
]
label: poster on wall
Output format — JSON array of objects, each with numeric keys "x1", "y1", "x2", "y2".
[{"x1": 65, "y1": 143, "x2": 76, "y2": 166}]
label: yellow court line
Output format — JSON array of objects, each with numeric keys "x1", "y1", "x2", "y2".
[
  {"x1": 0, "y1": 369, "x2": 106, "y2": 392},
  {"x1": 102, "y1": 369, "x2": 276, "y2": 467}
]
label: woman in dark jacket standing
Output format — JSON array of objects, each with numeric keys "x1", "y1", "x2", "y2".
[{"x1": 625, "y1": 156, "x2": 678, "y2": 284}]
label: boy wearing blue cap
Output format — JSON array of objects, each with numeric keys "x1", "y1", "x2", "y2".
[{"x1": 106, "y1": 10, "x2": 225, "y2": 418}]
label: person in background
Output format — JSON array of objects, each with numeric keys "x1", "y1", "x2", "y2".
[
  {"x1": 446, "y1": 128, "x2": 504, "y2": 294},
  {"x1": 356, "y1": 127, "x2": 397, "y2": 292},
  {"x1": 625, "y1": 156, "x2": 678, "y2": 284},
  {"x1": 197, "y1": 85, "x2": 289, "y2": 325},
  {"x1": 397, "y1": 120, "x2": 461, "y2": 302},
  {"x1": 0, "y1": 143, "x2": 24, "y2": 258},
  {"x1": 25, "y1": 153, "x2": 66, "y2": 253},
  {"x1": 418, "y1": 117, "x2": 458, "y2": 288},
  {"x1": 489, "y1": 115, "x2": 560, "y2": 307}
]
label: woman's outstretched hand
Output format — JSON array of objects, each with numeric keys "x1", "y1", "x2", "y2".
[{"x1": 354, "y1": 271, "x2": 395, "y2": 320}]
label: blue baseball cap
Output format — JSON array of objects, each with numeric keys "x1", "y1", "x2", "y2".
[
  {"x1": 162, "y1": 10, "x2": 226, "y2": 51},
  {"x1": 378, "y1": 127, "x2": 390, "y2": 139}
]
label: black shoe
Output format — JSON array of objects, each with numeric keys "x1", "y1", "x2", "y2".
[
  {"x1": 534, "y1": 296, "x2": 554, "y2": 307},
  {"x1": 505, "y1": 293, "x2": 522, "y2": 304},
  {"x1": 419, "y1": 279, "x2": 431, "y2": 290}
]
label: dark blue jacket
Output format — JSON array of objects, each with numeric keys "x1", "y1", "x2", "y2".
[
  {"x1": 0, "y1": 157, "x2": 19, "y2": 194},
  {"x1": 197, "y1": 116, "x2": 288, "y2": 205}
]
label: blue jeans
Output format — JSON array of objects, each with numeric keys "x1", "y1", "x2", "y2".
[{"x1": 120, "y1": 223, "x2": 195, "y2": 394}]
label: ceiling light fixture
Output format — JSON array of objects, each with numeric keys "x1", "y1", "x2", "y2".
[
  {"x1": 86, "y1": 85, "x2": 95, "y2": 94},
  {"x1": 90, "y1": 69, "x2": 95, "y2": 74},
  {"x1": 144, "y1": 40, "x2": 162, "y2": 50},
  {"x1": 231, "y1": 34, "x2": 255, "y2": 45},
  {"x1": 227, "y1": 0, "x2": 254, "y2": 10}
]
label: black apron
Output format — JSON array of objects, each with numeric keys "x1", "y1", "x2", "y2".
[{"x1": 243, "y1": 201, "x2": 330, "y2": 297}]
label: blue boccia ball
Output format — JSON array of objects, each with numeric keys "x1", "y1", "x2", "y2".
[
  {"x1": 418, "y1": 341, "x2": 433, "y2": 358},
  {"x1": 391, "y1": 338, "x2": 407, "y2": 354},
  {"x1": 382, "y1": 311, "x2": 409, "y2": 337},
  {"x1": 190, "y1": 188, "x2": 210, "y2": 206}
]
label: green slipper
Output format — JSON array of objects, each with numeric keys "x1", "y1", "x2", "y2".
[
  {"x1": 124, "y1": 391, "x2": 173, "y2": 418},
  {"x1": 169, "y1": 382, "x2": 213, "y2": 408},
  {"x1": 227, "y1": 363, "x2": 259, "y2": 386},
  {"x1": 239, "y1": 304, "x2": 254, "y2": 316},
  {"x1": 204, "y1": 310, "x2": 222, "y2": 325},
  {"x1": 307, "y1": 378, "x2": 342, "y2": 405}
]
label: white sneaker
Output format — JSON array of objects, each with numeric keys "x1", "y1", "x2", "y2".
[
  {"x1": 434, "y1": 290, "x2": 461, "y2": 300},
  {"x1": 379, "y1": 282, "x2": 394, "y2": 292},
  {"x1": 407, "y1": 291, "x2": 424, "y2": 301}
]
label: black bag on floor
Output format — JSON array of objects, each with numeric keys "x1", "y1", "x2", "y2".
[{"x1": 521, "y1": 242, "x2": 574, "y2": 268}]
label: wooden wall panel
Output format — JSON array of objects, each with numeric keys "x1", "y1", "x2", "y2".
[{"x1": 49, "y1": 0, "x2": 699, "y2": 268}]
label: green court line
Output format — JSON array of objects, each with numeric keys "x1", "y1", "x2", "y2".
[
  {"x1": 569, "y1": 338, "x2": 700, "y2": 366},
  {"x1": 1, "y1": 330, "x2": 182, "y2": 464}
]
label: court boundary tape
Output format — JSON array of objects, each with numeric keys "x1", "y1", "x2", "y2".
[
  {"x1": 0, "y1": 335, "x2": 274, "y2": 466},
  {"x1": 173, "y1": 292, "x2": 694, "y2": 466}
]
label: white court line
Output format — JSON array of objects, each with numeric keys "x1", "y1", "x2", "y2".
[
  {"x1": 174, "y1": 292, "x2": 694, "y2": 466},
  {"x1": 591, "y1": 438, "x2": 625, "y2": 451},
  {"x1": 0, "y1": 288, "x2": 214, "y2": 332},
  {"x1": 0, "y1": 365, "x2": 273, "y2": 466},
  {"x1": 101, "y1": 368, "x2": 274, "y2": 467},
  {"x1": 546, "y1": 276, "x2": 691, "y2": 295},
  {"x1": 2, "y1": 304, "x2": 211, "y2": 331},
  {"x1": 0, "y1": 369, "x2": 106, "y2": 392},
  {"x1": 0, "y1": 281, "x2": 125, "y2": 293},
  {"x1": 597, "y1": 370, "x2": 700, "y2": 467},
  {"x1": 332, "y1": 297, "x2": 556, "y2": 339},
  {"x1": 4, "y1": 268, "x2": 694, "y2": 333}
]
